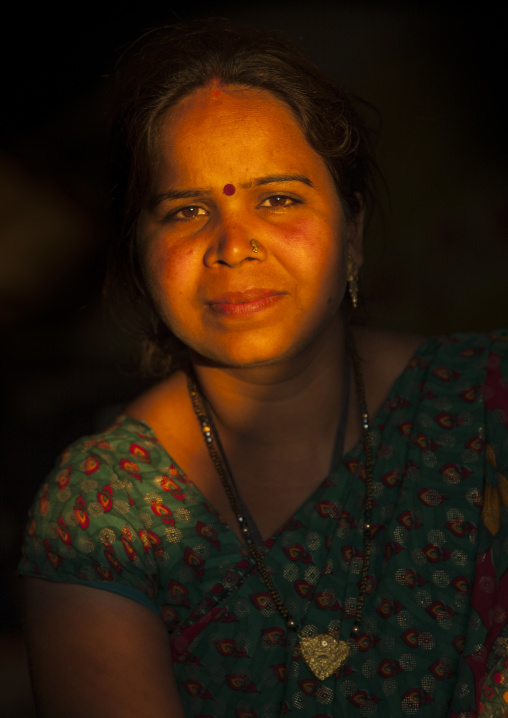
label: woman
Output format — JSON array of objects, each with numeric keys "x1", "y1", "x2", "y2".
[{"x1": 19, "y1": 18, "x2": 508, "y2": 718}]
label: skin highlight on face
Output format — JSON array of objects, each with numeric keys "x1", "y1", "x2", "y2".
[{"x1": 138, "y1": 85, "x2": 363, "y2": 370}]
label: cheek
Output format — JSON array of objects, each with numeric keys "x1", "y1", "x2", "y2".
[
  {"x1": 288, "y1": 218, "x2": 346, "y2": 306},
  {"x1": 278, "y1": 217, "x2": 322, "y2": 248},
  {"x1": 278, "y1": 216, "x2": 343, "y2": 274},
  {"x1": 283, "y1": 209, "x2": 341, "y2": 242},
  {"x1": 142, "y1": 239, "x2": 199, "y2": 308}
]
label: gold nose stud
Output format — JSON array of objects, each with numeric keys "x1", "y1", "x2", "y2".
[{"x1": 250, "y1": 239, "x2": 259, "y2": 254}]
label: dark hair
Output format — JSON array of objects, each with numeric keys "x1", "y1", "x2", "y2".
[{"x1": 106, "y1": 17, "x2": 378, "y2": 376}]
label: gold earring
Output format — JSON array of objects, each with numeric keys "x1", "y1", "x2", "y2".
[
  {"x1": 250, "y1": 239, "x2": 259, "y2": 254},
  {"x1": 347, "y1": 254, "x2": 359, "y2": 309}
]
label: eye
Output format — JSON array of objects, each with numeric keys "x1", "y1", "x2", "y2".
[
  {"x1": 169, "y1": 205, "x2": 208, "y2": 221},
  {"x1": 259, "y1": 195, "x2": 300, "y2": 209}
]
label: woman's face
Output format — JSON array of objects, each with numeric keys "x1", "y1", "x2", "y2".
[{"x1": 137, "y1": 86, "x2": 362, "y2": 368}]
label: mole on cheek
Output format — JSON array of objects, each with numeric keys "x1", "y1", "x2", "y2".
[{"x1": 223, "y1": 184, "x2": 235, "y2": 196}]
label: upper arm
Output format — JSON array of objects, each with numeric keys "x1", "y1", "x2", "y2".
[{"x1": 24, "y1": 578, "x2": 185, "y2": 718}]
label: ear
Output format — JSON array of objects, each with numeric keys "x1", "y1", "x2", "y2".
[{"x1": 346, "y1": 197, "x2": 364, "y2": 268}]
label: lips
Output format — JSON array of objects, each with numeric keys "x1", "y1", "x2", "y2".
[
  {"x1": 208, "y1": 289, "x2": 282, "y2": 304},
  {"x1": 206, "y1": 289, "x2": 285, "y2": 316}
]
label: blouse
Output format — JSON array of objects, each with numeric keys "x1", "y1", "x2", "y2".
[{"x1": 19, "y1": 332, "x2": 508, "y2": 717}]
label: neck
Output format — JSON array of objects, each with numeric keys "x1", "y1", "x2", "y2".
[{"x1": 189, "y1": 314, "x2": 355, "y2": 452}]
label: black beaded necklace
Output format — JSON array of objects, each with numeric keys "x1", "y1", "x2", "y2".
[{"x1": 187, "y1": 332, "x2": 373, "y2": 681}]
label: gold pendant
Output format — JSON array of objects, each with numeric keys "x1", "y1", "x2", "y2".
[{"x1": 299, "y1": 633, "x2": 350, "y2": 681}]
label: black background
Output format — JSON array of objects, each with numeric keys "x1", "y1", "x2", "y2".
[{"x1": 1, "y1": 3, "x2": 506, "y2": 715}]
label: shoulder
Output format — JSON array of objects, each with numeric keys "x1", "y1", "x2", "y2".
[
  {"x1": 424, "y1": 330, "x2": 508, "y2": 386},
  {"x1": 353, "y1": 326, "x2": 427, "y2": 418},
  {"x1": 126, "y1": 371, "x2": 201, "y2": 471},
  {"x1": 50, "y1": 414, "x2": 166, "y2": 481},
  {"x1": 484, "y1": 332, "x2": 508, "y2": 454},
  {"x1": 25, "y1": 413, "x2": 184, "y2": 541},
  {"x1": 353, "y1": 327, "x2": 508, "y2": 417},
  {"x1": 357, "y1": 327, "x2": 508, "y2": 377},
  {"x1": 19, "y1": 412, "x2": 192, "y2": 592},
  {"x1": 355, "y1": 326, "x2": 426, "y2": 377},
  {"x1": 126, "y1": 372, "x2": 183, "y2": 419}
]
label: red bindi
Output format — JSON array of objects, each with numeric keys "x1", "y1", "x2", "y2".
[{"x1": 223, "y1": 183, "x2": 235, "y2": 196}]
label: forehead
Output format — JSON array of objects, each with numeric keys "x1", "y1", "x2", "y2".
[
  {"x1": 153, "y1": 85, "x2": 329, "y2": 186},
  {"x1": 164, "y1": 84, "x2": 300, "y2": 134}
]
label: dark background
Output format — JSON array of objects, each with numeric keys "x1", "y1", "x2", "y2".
[{"x1": 1, "y1": 2, "x2": 507, "y2": 715}]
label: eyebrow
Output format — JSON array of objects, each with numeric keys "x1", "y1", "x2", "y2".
[
  {"x1": 151, "y1": 187, "x2": 213, "y2": 206},
  {"x1": 240, "y1": 174, "x2": 314, "y2": 189},
  {"x1": 150, "y1": 174, "x2": 314, "y2": 207}
]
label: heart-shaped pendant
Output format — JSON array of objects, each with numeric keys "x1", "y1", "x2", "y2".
[{"x1": 299, "y1": 633, "x2": 350, "y2": 680}]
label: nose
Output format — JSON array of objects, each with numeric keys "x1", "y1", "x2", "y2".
[{"x1": 204, "y1": 216, "x2": 265, "y2": 268}]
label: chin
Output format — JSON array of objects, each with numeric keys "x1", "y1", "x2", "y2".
[
  {"x1": 191, "y1": 346, "x2": 292, "y2": 370},
  {"x1": 174, "y1": 308, "x2": 343, "y2": 370},
  {"x1": 189, "y1": 329, "x2": 331, "y2": 371}
]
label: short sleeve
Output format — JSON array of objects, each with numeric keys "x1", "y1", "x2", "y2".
[{"x1": 18, "y1": 421, "x2": 170, "y2": 616}]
